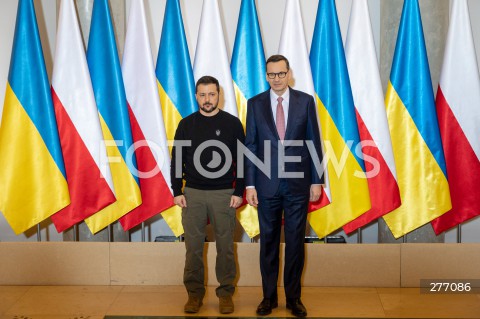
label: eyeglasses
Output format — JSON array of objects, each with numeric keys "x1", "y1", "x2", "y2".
[{"x1": 267, "y1": 71, "x2": 288, "y2": 79}]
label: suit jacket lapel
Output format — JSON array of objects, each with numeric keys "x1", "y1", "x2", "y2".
[
  {"x1": 284, "y1": 88, "x2": 297, "y2": 141},
  {"x1": 260, "y1": 90, "x2": 279, "y2": 139}
]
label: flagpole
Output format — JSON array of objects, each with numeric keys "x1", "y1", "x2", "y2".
[
  {"x1": 37, "y1": 224, "x2": 41, "y2": 242},
  {"x1": 324, "y1": 231, "x2": 329, "y2": 244},
  {"x1": 357, "y1": 227, "x2": 362, "y2": 243},
  {"x1": 73, "y1": 224, "x2": 78, "y2": 242},
  {"x1": 457, "y1": 225, "x2": 462, "y2": 243},
  {"x1": 141, "y1": 222, "x2": 146, "y2": 242}
]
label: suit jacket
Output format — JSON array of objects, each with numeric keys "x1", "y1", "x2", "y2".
[{"x1": 245, "y1": 88, "x2": 324, "y2": 197}]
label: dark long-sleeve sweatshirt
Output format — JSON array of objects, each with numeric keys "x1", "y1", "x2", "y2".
[{"x1": 170, "y1": 110, "x2": 245, "y2": 197}]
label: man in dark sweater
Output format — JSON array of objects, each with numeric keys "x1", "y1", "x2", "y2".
[{"x1": 170, "y1": 76, "x2": 245, "y2": 315}]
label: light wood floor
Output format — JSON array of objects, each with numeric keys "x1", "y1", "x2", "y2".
[{"x1": 1, "y1": 285, "x2": 480, "y2": 318}]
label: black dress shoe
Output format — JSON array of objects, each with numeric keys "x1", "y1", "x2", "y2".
[
  {"x1": 256, "y1": 297, "x2": 278, "y2": 316},
  {"x1": 286, "y1": 298, "x2": 307, "y2": 317}
]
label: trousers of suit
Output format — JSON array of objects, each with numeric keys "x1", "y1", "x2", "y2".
[
  {"x1": 245, "y1": 88, "x2": 323, "y2": 299},
  {"x1": 258, "y1": 179, "x2": 309, "y2": 300}
]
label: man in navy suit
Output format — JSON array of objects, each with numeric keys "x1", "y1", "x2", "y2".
[{"x1": 245, "y1": 55, "x2": 324, "y2": 317}]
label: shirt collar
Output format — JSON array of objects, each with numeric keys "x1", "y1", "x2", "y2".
[{"x1": 270, "y1": 87, "x2": 290, "y2": 103}]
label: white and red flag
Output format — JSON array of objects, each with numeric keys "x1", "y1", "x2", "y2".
[
  {"x1": 431, "y1": 0, "x2": 480, "y2": 234},
  {"x1": 120, "y1": 0, "x2": 175, "y2": 230},
  {"x1": 50, "y1": 0, "x2": 116, "y2": 232},
  {"x1": 193, "y1": 0, "x2": 238, "y2": 116},
  {"x1": 278, "y1": 0, "x2": 330, "y2": 212},
  {"x1": 343, "y1": 0, "x2": 401, "y2": 234}
]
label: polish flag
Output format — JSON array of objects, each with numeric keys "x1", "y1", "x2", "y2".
[
  {"x1": 193, "y1": 0, "x2": 238, "y2": 116},
  {"x1": 120, "y1": 0, "x2": 175, "y2": 230},
  {"x1": 50, "y1": 0, "x2": 116, "y2": 232},
  {"x1": 343, "y1": 0, "x2": 401, "y2": 234},
  {"x1": 278, "y1": 0, "x2": 330, "y2": 211},
  {"x1": 431, "y1": 0, "x2": 480, "y2": 234}
]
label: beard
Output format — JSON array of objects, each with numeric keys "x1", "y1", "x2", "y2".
[{"x1": 200, "y1": 103, "x2": 218, "y2": 113}]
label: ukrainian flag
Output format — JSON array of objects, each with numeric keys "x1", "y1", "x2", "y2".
[
  {"x1": 85, "y1": 0, "x2": 142, "y2": 234},
  {"x1": 231, "y1": 0, "x2": 269, "y2": 238},
  {"x1": 383, "y1": 0, "x2": 451, "y2": 238},
  {"x1": 155, "y1": 0, "x2": 197, "y2": 236},
  {"x1": 308, "y1": 0, "x2": 371, "y2": 239},
  {"x1": 0, "y1": 0, "x2": 70, "y2": 234}
]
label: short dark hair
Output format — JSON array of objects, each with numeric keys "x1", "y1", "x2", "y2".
[
  {"x1": 266, "y1": 55, "x2": 290, "y2": 71},
  {"x1": 196, "y1": 75, "x2": 220, "y2": 93}
]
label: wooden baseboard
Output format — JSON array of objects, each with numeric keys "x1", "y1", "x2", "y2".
[{"x1": 1, "y1": 242, "x2": 478, "y2": 286}]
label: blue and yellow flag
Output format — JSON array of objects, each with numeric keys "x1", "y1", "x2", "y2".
[
  {"x1": 231, "y1": 0, "x2": 268, "y2": 128},
  {"x1": 383, "y1": 0, "x2": 451, "y2": 238},
  {"x1": 0, "y1": 0, "x2": 70, "y2": 234},
  {"x1": 230, "y1": 0, "x2": 269, "y2": 238},
  {"x1": 155, "y1": 0, "x2": 197, "y2": 236},
  {"x1": 308, "y1": 0, "x2": 371, "y2": 239},
  {"x1": 85, "y1": 0, "x2": 141, "y2": 234}
]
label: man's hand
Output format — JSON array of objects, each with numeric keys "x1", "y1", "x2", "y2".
[
  {"x1": 174, "y1": 195, "x2": 187, "y2": 208},
  {"x1": 309, "y1": 185, "x2": 322, "y2": 202},
  {"x1": 246, "y1": 188, "x2": 259, "y2": 207},
  {"x1": 230, "y1": 195, "x2": 243, "y2": 208}
]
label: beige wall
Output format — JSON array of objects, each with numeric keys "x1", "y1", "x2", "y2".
[{"x1": 1, "y1": 242, "x2": 478, "y2": 287}]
